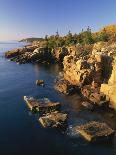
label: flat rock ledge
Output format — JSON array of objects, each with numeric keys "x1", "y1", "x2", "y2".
[
  {"x1": 39, "y1": 111, "x2": 68, "y2": 129},
  {"x1": 73, "y1": 121, "x2": 115, "y2": 142},
  {"x1": 24, "y1": 96, "x2": 60, "y2": 113}
]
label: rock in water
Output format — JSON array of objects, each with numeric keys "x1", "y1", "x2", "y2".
[
  {"x1": 73, "y1": 121, "x2": 115, "y2": 142},
  {"x1": 39, "y1": 111, "x2": 68, "y2": 129},
  {"x1": 24, "y1": 96, "x2": 61, "y2": 113},
  {"x1": 82, "y1": 101, "x2": 94, "y2": 110},
  {"x1": 36, "y1": 80, "x2": 45, "y2": 86}
]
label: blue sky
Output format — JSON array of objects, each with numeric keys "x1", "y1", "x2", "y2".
[{"x1": 0, "y1": 0, "x2": 116, "y2": 41}]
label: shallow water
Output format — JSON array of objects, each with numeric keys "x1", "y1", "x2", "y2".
[{"x1": 0, "y1": 42, "x2": 116, "y2": 155}]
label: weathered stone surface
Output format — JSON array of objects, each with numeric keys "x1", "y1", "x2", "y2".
[
  {"x1": 73, "y1": 121, "x2": 115, "y2": 142},
  {"x1": 55, "y1": 78, "x2": 75, "y2": 95},
  {"x1": 5, "y1": 48, "x2": 21, "y2": 58},
  {"x1": 5, "y1": 45, "x2": 37, "y2": 59},
  {"x1": 31, "y1": 47, "x2": 54, "y2": 63},
  {"x1": 62, "y1": 43, "x2": 113, "y2": 106},
  {"x1": 92, "y1": 42, "x2": 116, "y2": 56},
  {"x1": 53, "y1": 47, "x2": 69, "y2": 62},
  {"x1": 39, "y1": 111, "x2": 68, "y2": 129},
  {"x1": 63, "y1": 49, "x2": 110, "y2": 87},
  {"x1": 63, "y1": 56, "x2": 94, "y2": 86},
  {"x1": 100, "y1": 56, "x2": 116, "y2": 109},
  {"x1": 81, "y1": 85, "x2": 107, "y2": 106},
  {"x1": 101, "y1": 84, "x2": 116, "y2": 109},
  {"x1": 82, "y1": 101, "x2": 94, "y2": 110},
  {"x1": 5, "y1": 46, "x2": 54, "y2": 64},
  {"x1": 24, "y1": 96, "x2": 60, "y2": 113},
  {"x1": 92, "y1": 42, "x2": 108, "y2": 55}
]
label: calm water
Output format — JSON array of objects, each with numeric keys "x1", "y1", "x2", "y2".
[{"x1": 0, "y1": 42, "x2": 116, "y2": 155}]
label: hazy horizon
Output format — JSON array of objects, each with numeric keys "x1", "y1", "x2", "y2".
[{"x1": 0, "y1": 0, "x2": 116, "y2": 41}]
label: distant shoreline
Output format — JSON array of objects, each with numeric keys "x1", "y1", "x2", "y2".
[{"x1": 0, "y1": 41, "x2": 19, "y2": 44}]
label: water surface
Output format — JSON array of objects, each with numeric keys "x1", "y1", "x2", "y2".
[{"x1": 0, "y1": 42, "x2": 116, "y2": 155}]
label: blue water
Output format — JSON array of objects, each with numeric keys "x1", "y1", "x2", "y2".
[{"x1": 0, "y1": 42, "x2": 116, "y2": 155}]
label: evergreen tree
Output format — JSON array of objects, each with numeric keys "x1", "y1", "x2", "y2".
[{"x1": 98, "y1": 28, "x2": 109, "y2": 42}]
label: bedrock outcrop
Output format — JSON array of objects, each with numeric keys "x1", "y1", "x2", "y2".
[
  {"x1": 5, "y1": 41, "x2": 116, "y2": 109},
  {"x1": 100, "y1": 56, "x2": 116, "y2": 109},
  {"x1": 5, "y1": 45, "x2": 70, "y2": 64},
  {"x1": 60, "y1": 42, "x2": 114, "y2": 107},
  {"x1": 5, "y1": 46, "x2": 55, "y2": 64},
  {"x1": 5, "y1": 45, "x2": 38, "y2": 58},
  {"x1": 52, "y1": 47, "x2": 69, "y2": 62}
]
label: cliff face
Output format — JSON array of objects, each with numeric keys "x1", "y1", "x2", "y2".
[
  {"x1": 101, "y1": 57, "x2": 116, "y2": 109},
  {"x1": 52, "y1": 47, "x2": 69, "y2": 62},
  {"x1": 63, "y1": 43, "x2": 111, "y2": 87},
  {"x1": 63, "y1": 55, "x2": 94, "y2": 86},
  {"x1": 63, "y1": 42, "x2": 115, "y2": 106}
]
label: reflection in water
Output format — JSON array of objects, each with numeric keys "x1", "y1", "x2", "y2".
[{"x1": 34, "y1": 63, "x2": 62, "y2": 75}]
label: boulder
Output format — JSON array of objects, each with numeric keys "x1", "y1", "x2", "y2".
[
  {"x1": 36, "y1": 80, "x2": 45, "y2": 86},
  {"x1": 92, "y1": 42, "x2": 108, "y2": 55},
  {"x1": 24, "y1": 96, "x2": 61, "y2": 113},
  {"x1": 100, "y1": 84, "x2": 116, "y2": 109},
  {"x1": 73, "y1": 121, "x2": 115, "y2": 142},
  {"x1": 89, "y1": 92, "x2": 106, "y2": 105},
  {"x1": 39, "y1": 111, "x2": 68, "y2": 129},
  {"x1": 82, "y1": 101, "x2": 94, "y2": 110}
]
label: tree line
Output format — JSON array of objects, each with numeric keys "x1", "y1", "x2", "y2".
[{"x1": 20, "y1": 24, "x2": 116, "y2": 48}]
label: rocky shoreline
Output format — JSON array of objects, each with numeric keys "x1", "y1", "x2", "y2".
[
  {"x1": 5, "y1": 40, "x2": 116, "y2": 142},
  {"x1": 5, "y1": 41, "x2": 116, "y2": 110}
]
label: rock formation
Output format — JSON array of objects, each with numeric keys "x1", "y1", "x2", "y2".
[
  {"x1": 52, "y1": 47, "x2": 69, "y2": 62},
  {"x1": 101, "y1": 56, "x2": 116, "y2": 109},
  {"x1": 39, "y1": 111, "x2": 68, "y2": 129},
  {"x1": 5, "y1": 46, "x2": 55, "y2": 64},
  {"x1": 5, "y1": 41, "x2": 116, "y2": 110},
  {"x1": 73, "y1": 121, "x2": 115, "y2": 142},
  {"x1": 59, "y1": 42, "x2": 115, "y2": 108}
]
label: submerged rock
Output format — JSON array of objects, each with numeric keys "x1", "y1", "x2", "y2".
[
  {"x1": 39, "y1": 111, "x2": 68, "y2": 129},
  {"x1": 82, "y1": 101, "x2": 94, "y2": 110},
  {"x1": 24, "y1": 96, "x2": 61, "y2": 113},
  {"x1": 73, "y1": 121, "x2": 115, "y2": 142}
]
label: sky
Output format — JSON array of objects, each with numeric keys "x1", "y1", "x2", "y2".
[{"x1": 0, "y1": 0, "x2": 116, "y2": 41}]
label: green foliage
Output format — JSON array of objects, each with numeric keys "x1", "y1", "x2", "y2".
[
  {"x1": 20, "y1": 37, "x2": 43, "y2": 42},
  {"x1": 97, "y1": 28, "x2": 109, "y2": 42},
  {"x1": 20, "y1": 25, "x2": 116, "y2": 47}
]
